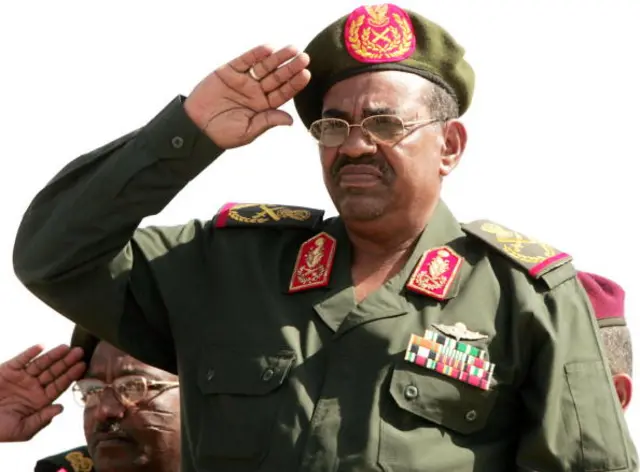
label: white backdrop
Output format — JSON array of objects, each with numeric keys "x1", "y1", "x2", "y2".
[{"x1": 1, "y1": 1, "x2": 638, "y2": 470}]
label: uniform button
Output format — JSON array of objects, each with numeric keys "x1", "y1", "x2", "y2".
[
  {"x1": 465, "y1": 409, "x2": 477, "y2": 422},
  {"x1": 261, "y1": 368, "x2": 275, "y2": 382},
  {"x1": 206, "y1": 369, "x2": 215, "y2": 381},
  {"x1": 171, "y1": 136, "x2": 184, "y2": 149},
  {"x1": 404, "y1": 385, "x2": 419, "y2": 400}
]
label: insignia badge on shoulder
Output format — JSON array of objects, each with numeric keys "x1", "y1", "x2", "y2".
[
  {"x1": 406, "y1": 246, "x2": 463, "y2": 300},
  {"x1": 64, "y1": 451, "x2": 93, "y2": 472},
  {"x1": 35, "y1": 446, "x2": 93, "y2": 472},
  {"x1": 214, "y1": 202, "x2": 324, "y2": 229},
  {"x1": 344, "y1": 3, "x2": 416, "y2": 64},
  {"x1": 462, "y1": 220, "x2": 572, "y2": 278},
  {"x1": 289, "y1": 232, "x2": 337, "y2": 292},
  {"x1": 405, "y1": 323, "x2": 495, "y2": 391}
]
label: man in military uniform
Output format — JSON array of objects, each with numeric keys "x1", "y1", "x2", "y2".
[
  {"x1": 578, "y1": 271, "x2": 633, "y2": 411},
  {"x1": 34, "y1": 327, "x2": 181, "y2": 472},
  {"x1": 0, "y1": 344, "x2": 85, "y2": 443},
  {"x1": 12, "y1": 3, "x2": 638, "y2": 471}
]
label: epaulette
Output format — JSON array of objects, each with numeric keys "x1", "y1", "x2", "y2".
[
  {"x1": 213, "y1": 202, "x2": 325, "y2": 229},
  {"x1": 461, "y1": 219, "x2": 575, "y2": 289},
  {"x1": 34, "y1": 445, "x2": 94, "y2": 472}
]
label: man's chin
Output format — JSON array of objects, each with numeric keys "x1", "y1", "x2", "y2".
[
  {"x1": 92, "y1": 442, "x2": 145, "y2": 471},
  {"x1": 337, "y1": 197, "x2": 387, "y2": 222}
]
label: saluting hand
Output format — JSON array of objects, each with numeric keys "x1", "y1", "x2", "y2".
[
  {"x1": 184, "y1": 44, "x2": 311, "y2": 149},
  {"x1": 0, "y1": 344, "x2": 86, "y2": 442}
]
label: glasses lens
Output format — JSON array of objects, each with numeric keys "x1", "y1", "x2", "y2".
[
  {"x1": 115, "y1": 376, "x2": 147, "y2": 405},
  {"x1": 363, "y1": 115, "x2": 405, "y2": 142},
  {"x1": 73, "y1": 380, "x2": 103, "y2": 407},
  {"x1": 310, "y1": 119, "x2": 349, "y2": 147}
]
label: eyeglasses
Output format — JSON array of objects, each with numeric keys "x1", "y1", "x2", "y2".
[
  {"x1": 72, "y1": 375, "x2": 179, "y2": 408},
  {"x1": 309, "y1": 115, "x2": 441, "y2": 147}
]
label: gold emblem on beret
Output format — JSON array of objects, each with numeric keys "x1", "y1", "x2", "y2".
[{"x1": 344, "y1": 3, "x2": 416, "y2": 63}]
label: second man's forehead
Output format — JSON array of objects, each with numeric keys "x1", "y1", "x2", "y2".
[
  {"x1": 321, "y1": 106, "x2": 401, "y2": 120},
  {"x1": 84, "y1": 364, "x2": 153, "y2": 379}
]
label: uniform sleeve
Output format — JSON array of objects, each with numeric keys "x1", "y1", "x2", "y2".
[
  {"x1": 12, "y1": 96, "x2": 224, "y2": 372},
  {"x1": 515, "y1": 274, "x2": 638, "y2": 471}
]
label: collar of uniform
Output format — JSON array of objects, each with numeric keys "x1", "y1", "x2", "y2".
[
  {"x1": 281, "y1": 216, "x2": 351, "y2": 295},
  {"x1": 282, "y1": 200, "x2": 466, "y2": 298},
  {"x1": 281, "y1": 217, "x2": 355, "y2": 333},
  {"x1": 387, "y1": 200, "x2": 467, "y2": 300}
]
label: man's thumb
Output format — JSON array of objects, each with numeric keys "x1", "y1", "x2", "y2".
[
  {"x1": 249, "y1": 110, "x2": 293, "y2": 137},
  {"x1": 23, "y1": 404, "x2": 63, "y2": 439}
]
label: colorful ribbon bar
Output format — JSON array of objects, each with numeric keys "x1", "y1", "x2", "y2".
[
  {"x1": 404, "y1": 333, "x2": 495, "y2": 391},
  {"x1": 424, "y1": 329, "x2": 487, "y2": 359}
]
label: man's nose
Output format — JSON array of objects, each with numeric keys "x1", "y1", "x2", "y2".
[
  {"x1": 92, "y1": 389, "x2": 126, "y2": 422},
  {"x1": 338, "y1": 125, "x2": 377, "y2": 158}
]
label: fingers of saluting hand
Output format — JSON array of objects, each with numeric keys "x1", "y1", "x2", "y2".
[
  {"x1": 227, "y1": 44, "x2": 277, "y2": 74},
  {"x1": 5, "y1": 344, "x2": 45, "y2": 370},
  {"x1": 43, "y1": 360, "x2": 86, "y2": 402},
  {"x1": 221, "y1": 44, "x2": 312, "y2": 107},
  {"x1": 249, "y1": 45, "x2": 311, "y2": 106},
  {"x1": 267, "y1": 69, "x2": 311, "y2": 109},
  {"x1": 37, "y1": 346, "x2": 85, "y2": 387},
  {"x1": 24, "y1": 345, "x2": 83, "y2": 379},
  {"x1": 251, "y1": 45, "x2": 308, "y2": 88}
]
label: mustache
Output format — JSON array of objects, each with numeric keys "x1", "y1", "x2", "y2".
[
  {"x1": 94, "y1": 419, "x2": 131, "y2": 437},
  {"x1": 330, "y1": 153, "x2": 391, "y2": 179}
]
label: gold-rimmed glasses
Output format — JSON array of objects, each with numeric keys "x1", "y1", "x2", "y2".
[
  {"x1": 309, "y1": 115, "x2": 441, "y2": 147},
  {"x1": 72, "y1": 375, "x2": 179, "y2": 408}
]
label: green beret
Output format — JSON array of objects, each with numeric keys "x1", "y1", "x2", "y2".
[
  {"x1": 294, "y1": 3, "x2": 475, "y2": 128},
  {"x1": 70, "y1": 325, "x2": 100, "y2": 366}
]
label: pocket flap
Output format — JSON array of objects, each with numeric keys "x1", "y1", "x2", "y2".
[
  {"x1": 198, "y1": 346, "x2": 296, "y2": 396},
  {"x1": 389, "y1": 363, "x2": 498, "y2": 435}
]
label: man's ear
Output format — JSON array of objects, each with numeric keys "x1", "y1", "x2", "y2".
[{"x1": 439, "y1": 120, "x2": 466, "y2": 177}]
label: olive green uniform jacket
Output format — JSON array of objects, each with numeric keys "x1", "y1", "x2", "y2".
[{"x1": 13, "y1": 97, "x2": 638, "y2": 472}]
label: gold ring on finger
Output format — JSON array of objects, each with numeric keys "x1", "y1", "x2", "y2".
[{"x1": 248, "y1": 66, "x2": 260, "y2": 81}]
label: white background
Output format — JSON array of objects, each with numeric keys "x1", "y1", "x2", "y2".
[{"x1": 1, "y1": 1, "x2": 638, "y2": 469}]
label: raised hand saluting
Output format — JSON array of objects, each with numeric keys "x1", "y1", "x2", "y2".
[
  {"x1": 0, "y1": 344, "x2": 85, "y2": 442},
  {"x1": 184, "y1": 44, "x2": 311, "y2": 149}
]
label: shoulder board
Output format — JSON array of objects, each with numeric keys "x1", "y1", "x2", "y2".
[
  {"x1": 35, "y1": 445, "x2": 94, "y2": 472},
  {"x1": 213, "y1": 202, "x2": 325, "y2": 229},
  {"x1": 461, "y1": 219, "x2": 575, "y2": 287}
]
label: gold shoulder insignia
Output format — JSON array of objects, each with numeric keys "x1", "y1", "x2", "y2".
[
  {"x1": 461, "y1": 220, "x2": 573, "y2": 278},
  {"x1": 213, "y1": 202, "x2": 324, "y2": 229},
  {"x1": 35, "y1": 446, "x2": 93, "y2": 472},
  {"x1": 64, "y1": 450, "x2": 93, "y2": 472}
]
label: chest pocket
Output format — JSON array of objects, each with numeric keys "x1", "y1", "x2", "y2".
[
  {"x1": 193, "y1": 345, "x2": 296, "y2": 466},
  {"x1": 378, "y1": 361, "x2": 500, "y2": 471}
]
